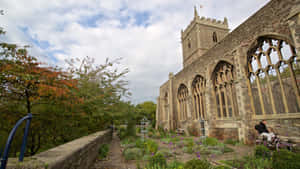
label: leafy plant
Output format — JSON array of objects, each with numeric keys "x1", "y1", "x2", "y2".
[
  {"x1": 161, "y1": 138, "x2": 171, "y2": 144},
  {"x1": 149, "y1": 153, "x2": 167, "y2": 168},
  {"x1": 213, "y1": 166, "x2": 231, "y2": 169},
  {"x1": 153, "y1": 132, "x2": 161, "y2": 139},
  {"x1": 167, "y1": 160, "x2": 184, "y2": 169},
  {"x1": 157, "y1": 148, "x2": 173, "y2": 158},
  {"x1": 145, "y1": 139, "x2": 158, "y2": 154},
  {"x1": 123, "y1": 147, "x2": 143, "y2": 160},
  {"x1": 243, "y1": 155, "x2": 272, "y2": 169},
  {"x1": 184, "y1": 138, "x2": 195, "y2": 147},
  {"x1": 194, "y1": 145, "x2": 211, "y2": 155},
  {"x1": 272, "y1": 149, "x2": 300, "y2": 169},
  {"x1": 98, "y1": 144, "x2": 109, "y2": 159},
  {"x1": 203, "y1": 137, "x2": 219, "y2": 146},
  {"x1": 255, "y1": 145, "x2": 271, "y2": 159},
  {"x1": 183, "y1": 146, "x2": 194, "y2": 154},
  {"x1": 219, "y1": 159, "x2": 244, "y2": 168},
  {"x1": 223, "y1": 145, "x2": 234, "y2": 153},
  {"x1": 135, "y1": 138, "x2": 145, "y2": 149},
  {"x1": 224, "y1": 139, "x2": 239, "y2": 145},
  {"x1": 184, "y1": 159, "x2": 212, "y2": 169},
  {"x1": 144, "y1": 164, "x2": 167, "y2": 169}
]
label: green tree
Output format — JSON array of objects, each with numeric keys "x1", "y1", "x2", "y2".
[
  {"x1": 0, "y1": 27, "x2": 131, "y2": 157},
  {"x1": 135, "y1": 101, "x2": 156, "y2": 127}
]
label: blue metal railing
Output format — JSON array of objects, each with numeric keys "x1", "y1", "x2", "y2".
[{"x1": 0, "y1": 113, "x2": 32, "y2": 169}]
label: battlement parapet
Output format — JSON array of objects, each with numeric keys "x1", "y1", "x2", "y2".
[{"x1": 181, "y1": 16, "x2": 229, "y2": 40}]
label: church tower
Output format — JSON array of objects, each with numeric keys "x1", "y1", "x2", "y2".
[{"x1": 181, "y1": 6, "x2": 229, "y2": 67}]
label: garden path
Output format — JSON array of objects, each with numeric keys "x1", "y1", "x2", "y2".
[{"x1": 93, "y1": 133, "x2": 136, "y2": 169}]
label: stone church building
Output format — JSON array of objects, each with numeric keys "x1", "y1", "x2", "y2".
[{"x1": 156, "y1": 0, "x2": 300, "y2": 144}]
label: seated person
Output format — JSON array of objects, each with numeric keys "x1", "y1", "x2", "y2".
[{"x1": 255, "y1": 120, "x2": 275, "y2": 142}]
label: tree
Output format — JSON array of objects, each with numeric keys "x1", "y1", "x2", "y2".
[
  {"x1": 66, "y1": 56, "x2": 130, "y2": 132},
  {"x1": 135, "y1": 101, "x2": 156, "y2": 127},
  {"x1": 0, "y1": 27, "x2": 131, "y2": 157},
  {"x1": 0, "y1": 42, "x2": 79, "y2": 155}
]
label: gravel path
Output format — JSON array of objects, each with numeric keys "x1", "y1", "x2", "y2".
[{"x1": 93, "y1": 133, "x2": 136, "y2": 169}]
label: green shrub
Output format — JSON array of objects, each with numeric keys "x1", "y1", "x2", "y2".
[
  {"x1": 272, "y1": 149, "x2": 300, "y2": 169},
  {"x1": 255, "y1": 145, "x2": 271, "y2": 159},
  {"x1": 119, "y1": 127, "x2": 127, "y2": 140},
  {"x1": 184, "y1": 138, "x2": 195, "y2": 147},
  {"x1": 144, "y1": 164, "x2": 167, "y2": 169},
  {"x1": 98, "y1": 144, "x2": 109, "y2": 159},
  {"x1": 123, "y1": 148, "x2": 143, "y2": 160},
  {"x1": 157, "y1": 149, "x2": 173, "y2": 158},
  {"x1": 124, "y1": 143, "x2": 136, "y2": 151},
  {"x1": 126, "y1": 119, "x2": 136, "y2": 137},
  {"x1": 148, "y1": 126, "x2": 155, "y2": 133},
  {"x1": 149, "y1": 153, "x2": 167, "y2": 168},
  {"x1": 203, "y1": 137, "x2": 219, "y2": 146},
  {"x1": 223, "y1": 145, "x2": 234, "y2": 153},
  {"x1": 213, "y1": 166, "x2": 231, "y2": 169},
  {"x1": 161, "y1": 138, "x2": 171, "y2": 144},
  {"x1": 121, "y1": 136, "x2": 136, "y2": 147},
  {"x1": 243, "y1": 156, "x2": 272, "y2": 169},
  {"x1": 224, "y1": 139, "x2": 238, "y2": 145},
  {"x1": 184, "y1": 159, "x2": 212, "y2": 169},
  {"x1": 145, "y1": 139, "x2": 158, "y2": 154},
  {"x1": 182, "y1": 138, "x2": 195, "y2": 154},
  {"x1": 143, "y1": 154, "x2": 152, "y2": 161},
  {"x1": 170, "y1": 136, "x2": 180, "y2": 143},
  {"x1": 220, "y1": 159, "x2": 243, "y2": 169},
  {"x1": 158, "y1": 126, "x2": 168, "y2": 138},
  {"x1": 135, "y1": 139, "x2": 145, "y2": 149},
  {"x1": 183, "y1": 146, "x2": 194, "y2": 154},
  {"x1": 136, "y1": 127, "x2": 141, "y2": 133},
  {"x1": 194, "y1": 145, "x2": 211, "y2": 155},
  {"x1": 167, "y1": 160, "x2": 184, "y2": 169}
]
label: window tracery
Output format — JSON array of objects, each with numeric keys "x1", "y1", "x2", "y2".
[
  {"x1": 192, "y1": 75, "x2": 206, "y2": 120},
  {"x1": 247, "y1": 37, "x2": 300, "y2": 115},
  {"x1": 178, "y1": 84, "x2": 189, "y2": 120},
  {"x1": 213, "y1": 61, "x2": 237, "y2": 119}
]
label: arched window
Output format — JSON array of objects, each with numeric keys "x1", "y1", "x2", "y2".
[
  {"x1": 164, "y1": 92, "x2": 168, "y2": 121},
  {"x1": 188, "y1": 39, "x2": 191, "y2": 48},
  {"x1": 213, "y1": 32, "x2": 218, "y2": 43},
  {"x1": 178, "y1": 84, "x2": 189, "y2": 120},
  {"x1": 192, "y1": 75, "x2": 206, "y2": 120},
  {"x1": 247, "y1": 37, "x2": 300, "y2": 115},
  {"x1": 213, "y1": 61, "x2": 238, "y2": 119}
]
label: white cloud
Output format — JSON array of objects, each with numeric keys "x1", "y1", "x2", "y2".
[{"x1": 0, "y1": 0, "x2": 270, "y2": 104}]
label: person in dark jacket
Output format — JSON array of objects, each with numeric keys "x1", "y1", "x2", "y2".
[{"x1": 255, "y1": 120, "x2": 275, "y2": 141}]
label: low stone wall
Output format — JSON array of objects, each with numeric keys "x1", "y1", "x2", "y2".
[
  {"x1": 209, "y1": 128, "x2": 239, "y2": 141},
  {"x1": 6, "y1": 130, "x2": 112, "y2": 169}
]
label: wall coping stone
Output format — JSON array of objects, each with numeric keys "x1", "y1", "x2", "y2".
[{"x1": 7, "y1": 130, "x2": 111, "y2": 169}]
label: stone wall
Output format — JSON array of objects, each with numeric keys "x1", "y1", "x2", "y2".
[
  {"x1": 6, "y1": 130, "x2": 112, "y2": 169},
  {"x1": 209, "y1": 128, "x2": 239, "y2": 140}
]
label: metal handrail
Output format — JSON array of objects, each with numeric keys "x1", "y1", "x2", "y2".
[{"x1": 0, "y1": 113, "x2": 32, "y2": 169}]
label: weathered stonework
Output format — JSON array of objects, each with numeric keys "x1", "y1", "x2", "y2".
[
  {"x1": 157, "y1": 0, "x2": 300, "y2": 144},
  {"x1": 6, "y1": 130, "x2": 112, "y2": 169}
]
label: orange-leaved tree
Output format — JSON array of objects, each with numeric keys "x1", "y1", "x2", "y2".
[{"x1": 0, "y1": 41, "x2": 78, "y2": 155}]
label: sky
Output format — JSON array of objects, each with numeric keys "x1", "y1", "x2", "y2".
[{"x1": 0, "y1": 0, "x2": 270, "y2": 104}]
